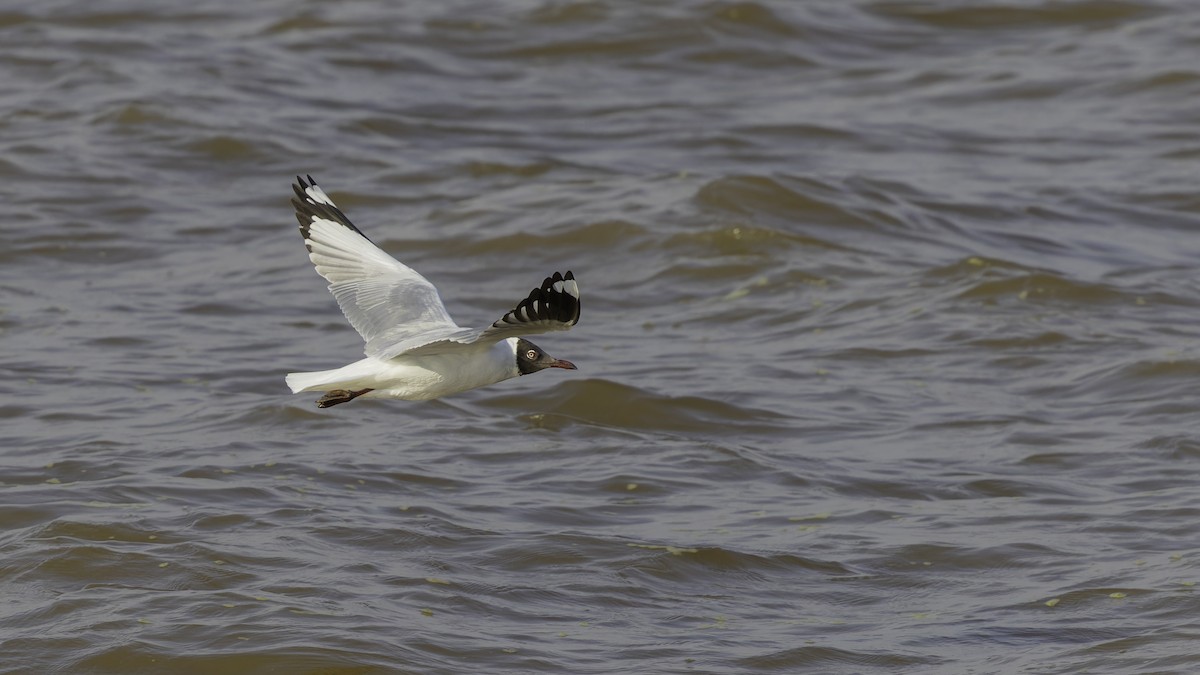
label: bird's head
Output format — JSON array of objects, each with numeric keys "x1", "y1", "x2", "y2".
[{"x1": 514, "y1": 338, "x2": 576, "y2": 375}]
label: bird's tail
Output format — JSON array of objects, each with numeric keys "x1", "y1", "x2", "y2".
[
  {"x1": 286, "y1": 369, "x2": 341, "y2": 393},
  {"x1": 286, "y1": 358, "x2": 382, "y2": 394}
]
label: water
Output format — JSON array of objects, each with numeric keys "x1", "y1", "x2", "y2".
[{"x1": 3, "y1": 1, "x2": 1200, "y2": 672}]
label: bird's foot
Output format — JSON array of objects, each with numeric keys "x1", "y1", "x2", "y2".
[{"x1": 315, "y1": 388, "x2": 373, "y2": 408}]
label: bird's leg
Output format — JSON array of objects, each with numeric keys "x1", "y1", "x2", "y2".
[{"x1": 315, "y1": 388, "x2": 373, "y2": 408}]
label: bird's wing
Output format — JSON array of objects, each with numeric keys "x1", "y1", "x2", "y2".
[
  {"x1": 292, "y1": 175, "x2": 464, "y2": 356},
  {"x1": 372, "y1": 271, "x2": 581, "y2": 359}
]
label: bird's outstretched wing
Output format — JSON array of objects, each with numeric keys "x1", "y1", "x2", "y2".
[
  {"x1": 294, "y1": 176, "x2": 581, "y2": 360},
  {"x1": 292, "y1": 175, "x2": 463, "y2": 356},
  {"x1": 477, "y1": 270, "x2": 580, "y2": 339},
  {"x1": 371, "y1": 271, "x2": 581, "y2": 360}
]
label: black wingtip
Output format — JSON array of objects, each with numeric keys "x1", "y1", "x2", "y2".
[
  {"x1": 495, "y1": 271, "x2": 581, "y2": 329},
  {"x1": 289, "y1": 175, "x2": 375, "y2": 244}
]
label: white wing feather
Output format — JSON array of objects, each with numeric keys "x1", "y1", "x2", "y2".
[
  {"x1": 293, "y1": 176, "x2": 580, "y2": 359},
  {"x1": 293, "y1": 177, "x2": 462, "y2": 356}
]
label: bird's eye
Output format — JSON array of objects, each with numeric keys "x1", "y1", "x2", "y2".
[{"x1": 526, "y1": 349, "x2": 538, "y2": 360}]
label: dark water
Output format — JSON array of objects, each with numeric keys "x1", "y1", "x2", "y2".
[{"x1": 4, "y1": 1, "x2": 1200, "y2": 673}]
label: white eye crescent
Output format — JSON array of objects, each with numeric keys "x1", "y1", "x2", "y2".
[{"x1": 526, "y1": 349, "x2": 538, "y2": 360}]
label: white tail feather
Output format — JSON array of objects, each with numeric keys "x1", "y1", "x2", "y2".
[
  {"x1": 286, "y1": 358, "x2": 389, "y2": 394},
  {"x1": 286, "y1": 369, "x2": 342, "y2": 393}
]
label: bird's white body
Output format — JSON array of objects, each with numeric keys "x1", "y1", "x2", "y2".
[
  {"x1": 286, "y1": 338, "x2": 520, "y2": 401},
  {"x1": 285, "y1": 175, "x2": 580, "y2": 407}
]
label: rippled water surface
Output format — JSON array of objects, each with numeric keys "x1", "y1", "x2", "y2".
[{"x1": 4, "y1": 1, "x2": 1200, "y2": 673}]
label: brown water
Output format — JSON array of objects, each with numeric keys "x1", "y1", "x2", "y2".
[{"x1": 4, "y1": 1, "x2": 1200, "y2": 673}]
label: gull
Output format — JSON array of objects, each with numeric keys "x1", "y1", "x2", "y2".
[{"x1": 285, "y1": 176, "x2": 580, "y2": 408}]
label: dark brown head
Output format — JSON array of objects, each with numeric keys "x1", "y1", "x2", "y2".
[{"x1": 515, "y1": 338, "x2": 577, "y2": 375}]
